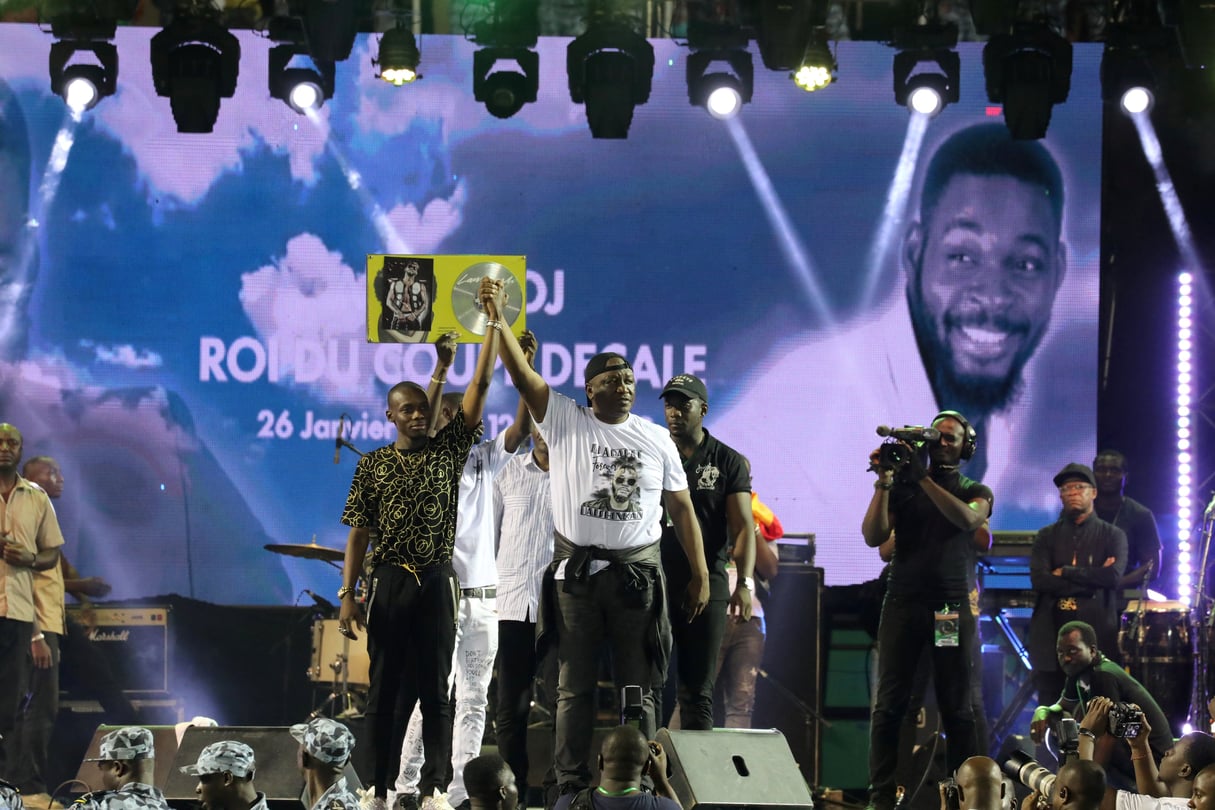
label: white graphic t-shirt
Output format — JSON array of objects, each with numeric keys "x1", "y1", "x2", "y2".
[{"x1": 538, "y1": 392, "x2": 688, "y2": 551}]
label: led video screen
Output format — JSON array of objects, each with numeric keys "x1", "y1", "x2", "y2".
[{"x1": 0, "y1": 24, "x2": 1102, "y2": 602}]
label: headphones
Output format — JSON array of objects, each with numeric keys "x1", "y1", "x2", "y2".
[{"x1": 933, "y1": 410, "x2": 977, "y2": 461}]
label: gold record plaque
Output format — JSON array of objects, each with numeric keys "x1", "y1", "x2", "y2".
[{"x1": 452, "y1": 261, "x2": 525, "y2": 336}]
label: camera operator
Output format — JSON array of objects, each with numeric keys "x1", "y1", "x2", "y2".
[
  {"x1": 1075, "y1": 696, "x2": 1215, "y2": 810},
  {"x1": 863, "y1": 412, "x2": 993, "y2": 810},
  {"x1": 1032, "y1": 623, "x2": 1173, "y2": 791},
  {"x1": 1021, "y1": 761, "x2": 1107, "y2": 810}
]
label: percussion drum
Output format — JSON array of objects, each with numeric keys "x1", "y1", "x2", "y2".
[
  {"x1": 1119, "y1": 600, "x2": 1191, "y2": 732},
  {"x1": 309, "y1": 618, "x2": 371, "y2": 687}
]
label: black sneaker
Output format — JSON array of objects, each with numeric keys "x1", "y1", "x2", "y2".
[
  {"x1": 454, "y1": 801, "x2": 471, "y2": 810},
  {"x1": 395, "y1": 794, "x2": 420, "y2": 810}
]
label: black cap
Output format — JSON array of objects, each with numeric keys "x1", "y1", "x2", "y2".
[
  {"x1": 660, "y1": 374, "x2": 708, "y2": 404},
  {"x1": 1053, "y1": 463, "x2": 1096, "y2": 489},
  {"x1": 583, "y1": 352, "x2": 631, "y2": 383}
]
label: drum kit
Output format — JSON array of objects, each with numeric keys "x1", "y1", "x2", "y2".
[
  {"x1": 1121, "y1": 495, "x2": 1215, "y2": 733},
  {"x1": 264, "y1": 538, "x2": 371, "y2": 719}
]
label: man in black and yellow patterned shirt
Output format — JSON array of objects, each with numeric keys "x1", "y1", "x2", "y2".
[{"x1": 338, "y1": 277, "x2": 505, "y2": 810}]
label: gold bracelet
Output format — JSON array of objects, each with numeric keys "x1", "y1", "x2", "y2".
[
  {"x1": 337, "y1": 585, "x2": 355, "y2": 600},
  {"x1": 431, "y1": 375, "x2": 446, "y2": 384}
]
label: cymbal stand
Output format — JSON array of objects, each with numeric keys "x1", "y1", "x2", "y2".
[
  {"x1": 311, "y1": 638, "x2": 363, "y2": 720},
  {"x1": 1189, "y1": 494, "x2": 1215, "y2": 730}
]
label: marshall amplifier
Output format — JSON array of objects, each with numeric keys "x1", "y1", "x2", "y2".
[{"x1": 64, "y1": 605, "x2": 170, "y2": 694}]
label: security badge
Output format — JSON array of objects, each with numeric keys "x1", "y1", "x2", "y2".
[{"x1": 934, "y1": 605, "x2": 960, "y2": 648}]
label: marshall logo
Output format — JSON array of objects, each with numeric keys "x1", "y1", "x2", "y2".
[{"x1": 87, "y1": 628, "x2": 131, "y2": 643}]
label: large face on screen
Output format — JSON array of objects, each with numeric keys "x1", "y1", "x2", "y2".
[{"x1": 906, "y1": 173, "x2": 1066, "y2": 416}]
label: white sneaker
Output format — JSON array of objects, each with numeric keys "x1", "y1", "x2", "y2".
[
  {"x1": 420, "y1": 793, "x2": 454, "y2": 810},
  {"x1": 358, "y1": 787, "x2": 387, "y2": 810}
]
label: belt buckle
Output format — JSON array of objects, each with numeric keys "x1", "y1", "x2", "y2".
[{"x1": 1057, "y1": 597, "x2": 1078, "y2": 611}]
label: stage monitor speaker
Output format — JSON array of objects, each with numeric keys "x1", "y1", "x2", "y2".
[
  {"x1": 655, "y1": 728, "x2": 814, "y2": 810},
  {"x1": 162, "y1": 726, "x2": 362, "y2": 810},
  {"x1": 73, "y1": 725, "x2": 181, "y2": 793}
]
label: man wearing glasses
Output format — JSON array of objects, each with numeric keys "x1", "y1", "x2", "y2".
[{"x1": 1027, "y1": 463, "x2": 1127, "y2": 705}]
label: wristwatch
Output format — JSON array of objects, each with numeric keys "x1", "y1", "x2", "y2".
[{"x1": 739, "y1": 577, "x2": 755, "y2": 591}]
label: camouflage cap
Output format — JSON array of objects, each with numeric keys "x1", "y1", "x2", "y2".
[
  {"x1": 178, "y1": 741, "x2": 256, "y2": 777},
  {"x1": 75, "y1": 783, "x2": 169, "y2": 810},
  {"x1": 290, "y1": 718, "x2": 355, "y2": 766},
  {"x1": 83, "y1": 727, "x2": 155, "y2": 762}
]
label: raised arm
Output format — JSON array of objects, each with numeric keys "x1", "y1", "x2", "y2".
[
  {"x1": 461, "y1": 278, "x2": 504, "y2": 429},
  {"x1": 501, "y1": 330, "x2": 538, "y2": 452},
  {"x1": 483, "y1": 284, "x2": 549, "y2": 421},
  {"x1": 427, "y1": 332, "x2": 458, "y2": 436},
  {"x1": 862, "y1": 453, "x2": 895, "y2": 547}
]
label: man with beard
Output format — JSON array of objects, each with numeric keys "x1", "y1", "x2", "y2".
[
  {"x1": 863, "y1": 411, "x2": 991, "y2": 810},
  {"x1": 708, "y1": 122, "x2": 1075, "y2": 580},
  {"x1": 1091, "y1": 450, "x2": 1161, "y2": 596},
  {"x1": 1028, "y1": 464, "x2": 1126, "y2": 705},
  {"x1": 658, "y1": 374, "x2": 754, "y2": 731}
]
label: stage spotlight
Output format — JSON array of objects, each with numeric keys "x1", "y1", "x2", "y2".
[
  {"x1": 471, "y1": 0, "x2": 540, "y2": 119},
  {"x1": 791, "y1": 30, "x2": 836, "y2": 92},
  {"x1": 269, "y1": 45, "x2": 335, "y2": 114},
  {"x1": 891, "y1": 22, "x2": 958, "y2": 116},
  {"x1": 1101, "y1": 27, "x2": 1163, "y2": 116},
  {"x1": 44, "y1": 1, "x2": 134, "y2": 114},
  {"x1": 150, "y1": 13, "x2": 241, "y2": 133},
  {"x1": 49, "y1": 40, "x2": 118, "y2": 113},
  {"x1": 567, "y1": 23, "x2": 654, "y2": 138},
  {"x1": 688, "y1": 49, "x2": 754, "y2": 119},
  {"x1": 983, "y1": 22, "x2": 1072, "y2": 140},
  {"x1": 754, "y1": 0, "x2": 815, "y2": 71},
  {"x1": 474, "y1": 47, "x2": 539, "y2": 118},
  {"x1": 375, "y1": 24, "x2": 421, "y2": 85},
  {"x1": 1120, "y1": 85, "x2": 1153, "y2": 114}
]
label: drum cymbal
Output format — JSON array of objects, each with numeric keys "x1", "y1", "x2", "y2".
[{"x1": 264, "y1": 542, "x2": 345, "y2": 562}]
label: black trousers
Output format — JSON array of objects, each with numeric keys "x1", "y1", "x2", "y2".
[
  {"x1": 495, "y1": 619, "x2": 557, "y2": 792},
  {"x1": 0, "y1": 618, "x2": 32, "y2": 781},
  {"x1": 869, "y1": 594, "x2": 978, "y2": 810},
  {"x1": 665, "y1": 596, "x2": 729, "y2": 730},
  {"x1": 365, "y1": 563, "x2": 459, "y2": 799}
]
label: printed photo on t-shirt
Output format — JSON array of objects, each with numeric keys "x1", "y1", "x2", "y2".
[{"x1": 581, "y1": 453, "x2": 644, "y2": 521}]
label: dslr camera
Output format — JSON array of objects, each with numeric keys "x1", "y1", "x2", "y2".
[
  {"x1": 1109, "y1": 702, "x2": 1145, "y2": 739},
  {"x1": 621, "y1": 685, "x2": 644, "y2": 730},
  {"x1": 939, "y1": 778, "x2": 960, "y2": 810},
  {"x1": 1003, "y1": 751, "x2": 1057, "y2": 805}
]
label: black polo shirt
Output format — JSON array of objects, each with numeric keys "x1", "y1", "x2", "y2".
[{"x1": 661, "y1": 429, "x2": 751, "y2": 601}]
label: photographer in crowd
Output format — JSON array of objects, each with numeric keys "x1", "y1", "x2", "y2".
[
  {"x1": 1074, "y1": 696, "x2": 1215, "y2": 810},
  {"x1": 1032, "y1": 622, "x2": 1173, "y2": 790},
  {"x1": 1021, "y1": 761, "x2": 1107, "y2": 810},
  {"x1": 947, "y1": 756, "x2": 1008, "y2": 810},
  {"x1": 863, "y1": 412, "x2": 992, "y2": 810}
]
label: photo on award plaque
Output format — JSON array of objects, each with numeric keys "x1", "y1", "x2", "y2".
[{"x1": 367, "y1": 254, "x2": 527, "y2": 343}]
